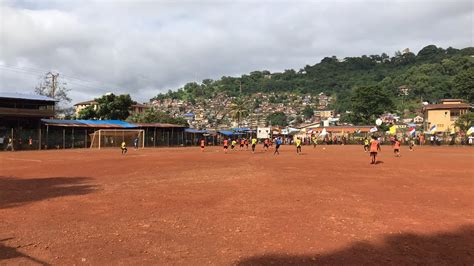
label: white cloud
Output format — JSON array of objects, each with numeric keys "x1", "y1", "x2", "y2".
[{"x1": 0, "y1": 0, "x2": 472, "y2": 104}]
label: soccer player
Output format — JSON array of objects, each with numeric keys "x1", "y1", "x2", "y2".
[
  {"x1": 295, "y1": 137, "x2": 302, "y2": 154},
  {"x1": 231, "y1": 139, "x2": 237, "y2": 150},
  {"x1": 363, "y1": 138, "x2": 370, "y2": 152},
  {"x1": 121, "y1": 141, "x2": 128, "y2": 155},
  {"x1": 240, "y1": 138, "x2": 245, "y2": 150},
  {"x1": 223, "y1": 139, "x2": 229, "y2": 153},
  {"x1": 245, "y1": 138, "x2": 249, "y2": 150},
  {"x1": 393, "y1": 137, "x2": 401, "y2": 157},
  {"x1": 369, "y1": 135, "x2": 381, "y2": 164},
  {"x1": 200, "y1": 138, "x2": 205, "y2": 152},
  {"x1": 409, "y1": 138, "x2": 415, "y2": 151},
  {"x1": 263, "y1": 138, "x2": 269, "y2": 151},
  {"x1": 251, "y1": 137, "x2": 257, "y2": 153},
  {"x1": 274, "y1": 137, "x2": 282, "y2": 155},
  {"x1": 312, "y1": 135, "x2": 318, "y2": 148}
]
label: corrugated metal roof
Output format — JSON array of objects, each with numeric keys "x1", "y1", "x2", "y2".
[
  {"x1": 0, "y1": 92, "x2": 57, "y2": 102},
  {"x1": 132, "y1": 122, "x2": 186, "y2": 128},
  {"x1": 41, "y1": 119, "x2": 137, "y2": 128}
]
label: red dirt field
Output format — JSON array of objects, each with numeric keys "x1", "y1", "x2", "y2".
[{"x1": 0, "y1": 145, "x2": 473, "y2": 265}]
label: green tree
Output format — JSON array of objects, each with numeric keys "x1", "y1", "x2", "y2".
[
  {"x1": 454, "y1": 112, "x2": 474, "y2": 132},
  {"x1": 350, "y1": 86, "x2": 394, "y2": 125},
  {"x1": 266, "y1": 112, "x2": 288, "y2": 126},
  {"x1": 229, "y1": 97, "x2": 249, "y2": 127},
  {"x1": 77, "y1": 105, "x2": 97, "y2": 119},
  {"x1": 128, "y1": 107, "x2": 188, "y2": 125},
  {"x1": 302, "y1": 106, "x2": 314, "y2": 119},
  {"x1": 452, "y1": 69, "x2": 474, "y2": 102},
  {"x1": 95, "y1": 93, "x2": 134, "y2": 120}
]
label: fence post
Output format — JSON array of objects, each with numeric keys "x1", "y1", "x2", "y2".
[
  {"x1": 38, "y1": 127, "x2": 42, "y2": 150},
  {"x1": 63, "y1": 128, "x2": 65, "y2": 149},
  {"x1": 46, "y1": 125, "x2": 49, "y2": 149}
]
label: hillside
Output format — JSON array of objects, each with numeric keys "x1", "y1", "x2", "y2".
[{"x1": 153, "y1": 45, "x2": 474, "y2": 107}]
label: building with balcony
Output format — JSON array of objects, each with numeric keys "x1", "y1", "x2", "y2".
[
  {"x1": 423, "y1": 99, "x2": 471, "y2": 133},
  {"x1": 0, "y1": 92, "x2": 56, "y2": 150}
]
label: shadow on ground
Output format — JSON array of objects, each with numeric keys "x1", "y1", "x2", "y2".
[
  {"x1": 237, "y1": 224, "x2": 474, "y2": 265},
  {"x1": 0, "y1": 238, "x2": 50, "y2": 265},
  {"x1": 0, "y1": 176, "x2": 97, "y2": 209}
]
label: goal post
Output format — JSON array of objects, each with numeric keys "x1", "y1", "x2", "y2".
[{"x1": 89, "y1": 129, "x2": 145, "y2": 149}]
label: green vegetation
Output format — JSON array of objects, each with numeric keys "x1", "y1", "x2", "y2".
[
  {"x1": 266, "y1": 112, "x2": 288, "y2": 127},
  {"x1": 77, "y1": 93, "x2": 133, "y2": 120},
  {"x1": 153, "y1": 45, "x2": 473, "y2": 125},
  {"x1": 454, "y1": 112, "x2": 474, "y2": 133},
  {"x1": 128, "y1": 108, "x2": 188, "y2": 125}
]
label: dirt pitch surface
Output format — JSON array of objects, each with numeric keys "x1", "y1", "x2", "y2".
[{"x1": 1, "y1": 145, "x2": 473, "y2": 265}]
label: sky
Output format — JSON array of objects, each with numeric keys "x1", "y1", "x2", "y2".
[{"x1": 0, "y1": 0, "x2": 472, "y2": 105}]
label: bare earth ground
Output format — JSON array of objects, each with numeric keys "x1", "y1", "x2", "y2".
[{"x1": 0, "y1": 144, "x2": 473, "y2": 265}]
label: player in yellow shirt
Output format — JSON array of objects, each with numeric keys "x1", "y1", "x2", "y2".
[
  {"x1": 121, "y1": 141, "x2": 128, "y2": 155},
  {"x1": 251, "y1": 137, "x2": 257, "y2": 153},
  {"x1": 295, "y1": 137, "x2": 302, "y2": 154}
]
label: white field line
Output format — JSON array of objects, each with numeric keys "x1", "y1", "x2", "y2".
[{"x1": 4, "y1": 158, "x2": 43, "y2": 163}]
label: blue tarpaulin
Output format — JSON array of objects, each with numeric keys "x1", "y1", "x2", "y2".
[{"x1": 184, "y1": 128, "x2": 209, "y2": 134}]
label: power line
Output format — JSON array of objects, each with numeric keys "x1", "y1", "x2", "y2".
[{"x1": 0, "y1": 65, "x2": 124, "y2": 91}]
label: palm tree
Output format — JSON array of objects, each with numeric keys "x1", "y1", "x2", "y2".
[{"x1": 229, "y1": 97, "x2": 249, "y2": 128}]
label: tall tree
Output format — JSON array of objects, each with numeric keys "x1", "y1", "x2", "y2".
[
  {"x1": 453, "y1": 69, "x2": 474, "y2": 102},
  {"x1": 350, "y1": 86, "x2": 394, "y2": 125},
  {"x1": 35, "y1": 72, "x2": 71, "y2": 117},
  {"x1": 95, "y1": 93, "x2": 134, "y2": 120},
  {"x1": 229, "y1": 97, "x2": 249, "y2": 127},
  {"x1": 302, "y1": 106, "x2": 314, "y2": 119},
  {"x1": 454, "y1": 112, "x2": 474, "y2": 133},
  {"x1": 128, "y1": 107, "x2": 187, "y2": 125},
  {"x1": 266, "y1": 112, "x2": 288, "y2": 126}
]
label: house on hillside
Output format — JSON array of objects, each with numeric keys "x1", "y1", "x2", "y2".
[{"x1": 423, "y1": 99, "x2": 471, "y2": 133}]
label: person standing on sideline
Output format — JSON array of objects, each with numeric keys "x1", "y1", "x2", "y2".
[
  {"x1": 28, "y1": 136, "x2": 33, "y2": 149},
  {"x1": 369, "y1": 135, "x2": 381, "y2": 164},
  {"x1": 274, "y1": 137, "x2": 282, "y2": 155},
  {"x1": 251, "y1": 137, "x2": 257, "y2": 153},
  {"x1": 5, "y1": 136, "x2": 14, "y2": 151},
  {"x1": 200, "y1": 138, "x2": 205, "y2": 152},
  {"x1": 295, "y1": 137, "x2": 302, "y2": 154},
  {"x1": 133, "y1": 136, "x2": 139, "y2": 149}
]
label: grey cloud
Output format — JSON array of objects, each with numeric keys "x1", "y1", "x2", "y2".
[{"x1": 0, "y1": 0, "x2": 472, "y2": 104}]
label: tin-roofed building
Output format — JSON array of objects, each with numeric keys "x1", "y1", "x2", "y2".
[
  {"x1": 0, "y1": 92, "x2": 56, "y2": 150},
  {"x1": 423, "y1": 99, "x2": 471, "y2": 133}
]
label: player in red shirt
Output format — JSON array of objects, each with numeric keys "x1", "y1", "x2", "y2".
[
  {"x1": 393, "y1": 138, "x2": 401, "y2": 157},
  {"x1": 369, "y1": 135, "x2": 381, "y2": 164},
  {"x1": 223, "y1": 139, "x2": 228, "y2": 153},
  {"x1": 200, "y1": 139, "x2": 205, "y2": 152}
]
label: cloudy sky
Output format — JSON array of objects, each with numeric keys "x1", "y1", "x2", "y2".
[{"x1": 0, "y1": 0, "x2": 472, "y2": 104}]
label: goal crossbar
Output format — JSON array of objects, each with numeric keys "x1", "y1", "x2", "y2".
[{"x1": 89, "y1": 129, "x2": 145, "y2": 149}]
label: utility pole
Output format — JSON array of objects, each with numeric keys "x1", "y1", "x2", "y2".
[{"x1": 47, "y1": 72, "x2": 59, "y2": 98}]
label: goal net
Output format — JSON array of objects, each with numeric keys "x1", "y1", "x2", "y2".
[{"x1": 89, "y1": 129, "x2": 145, "y2": 149}]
